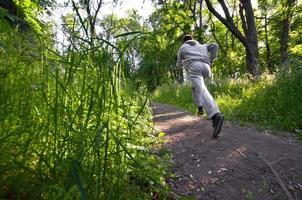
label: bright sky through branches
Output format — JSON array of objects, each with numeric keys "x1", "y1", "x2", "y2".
[
  {"x1": 51, "y1": 0, "x2": 154, "y2": 24},
  {"x1": 104, "y1": 0, "x2": 155, "y2": 19},
  {"x1": 48, "y1": 0, "x2": 259, "y2": 50},
  {"x1": 48, "y1": 0, "x2": 154, "y2": 50}
]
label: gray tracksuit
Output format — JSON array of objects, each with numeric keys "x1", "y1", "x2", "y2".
[{"x1": 177, "y1": 40, "x2": 220, "y2": 118}]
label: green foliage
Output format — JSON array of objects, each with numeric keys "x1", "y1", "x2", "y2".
[
  {"x1": 16, "y1": 0, "x2": 42, "y2": 32},
  {"x1": 208, "y1": 20, "x2": 246, "y2": 77},
  {"x1": 153, "y1": 83, "x2": 196, "y2": 114},
  {"x1": 0, "y1": 16, "x2": 171, "y2": 200},
  {"x1": 153, "y1": 64, "x2": 302, "y2": 134},
  {"x1": 140, "y1": 0, "x2": 302, "y2": 82},
  {"x1": 132, "y1": 1, "x2": 197, "y2": 92},
  {"x1": 212, "y1": 67, "x2": 302, "y2": 131}
]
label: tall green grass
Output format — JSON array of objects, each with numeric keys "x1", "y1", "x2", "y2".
[
  {"x1": 0, "y1": 20, "x2": 171, "y2": 199},
  {"x1": 153, "y1": 67, "x2": 302, "y2": 135}
]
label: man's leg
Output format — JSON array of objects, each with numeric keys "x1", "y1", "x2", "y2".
[
  {"x1": 191, "y1": 86, "x2": 204, "y2": 115},
  {"x1": 190, "y1": 75, "x2": 224, "y2": 138},
  {"x1": 211, "y1": 113, "x2": 224, "y2": 138},
  {"x1": 197, "y1": 106, "x2": 204, "y2": 115},
  {"x1": 190, "y1": 76, "x2": 219, "y2": 118}
]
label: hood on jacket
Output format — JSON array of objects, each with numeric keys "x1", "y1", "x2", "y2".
[{"x1": 185, "y1": 40, "x2": 199, "y2": 46}]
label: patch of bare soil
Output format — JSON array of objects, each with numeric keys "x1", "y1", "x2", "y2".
[{"x1": 152, "y1": 103, "x2": 302, "y2": 200}]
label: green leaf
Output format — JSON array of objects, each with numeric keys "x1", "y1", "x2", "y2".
[{"x1": 158, "y1": 132, "x2": 166, "y2": 138}]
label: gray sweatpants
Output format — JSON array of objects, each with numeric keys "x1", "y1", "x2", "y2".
[{"x1": 188, "y1": 61, "x2": 220, "y2": 118}]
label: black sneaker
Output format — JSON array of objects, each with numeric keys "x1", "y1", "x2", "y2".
[
  {"x1": 211, "y1": 113, "x2": 224, "y2": 138},
  {"x1": 197, "y1": 106, "x2": 204, "y2": 116}
]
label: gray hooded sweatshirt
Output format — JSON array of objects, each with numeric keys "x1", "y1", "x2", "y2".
[{"x1": 177, "y1": 40, "x2": 218, "y2": 72}]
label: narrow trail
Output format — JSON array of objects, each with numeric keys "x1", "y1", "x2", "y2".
[{"x1": 152, "y1": 103, "x2": 302, "y2": 200}]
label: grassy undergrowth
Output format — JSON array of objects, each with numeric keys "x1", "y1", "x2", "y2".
[
  {"x1": 153, "y1": 67, "x2": 302, "y2": 138},
  {"x1": 0, "y1": 20, "x2": 172, "y2": 199}
]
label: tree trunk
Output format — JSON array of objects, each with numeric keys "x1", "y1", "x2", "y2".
[
  {"x1": 198, "y1": 0, "x2": 204, "y2": 43},
  {"x1": 280, "y1": 19, "x2": 290, "y2": 64},
  {"x1": 280, "y1": 0, "x2": 296, "y2": 65},
  {"x1": 239, "y1": 0, "x2": 259, "y2": 75},
  {"x1": 177, "y1": 67, "x2": 184, "y2": 84},
  {"x1": 264, "y1": 14, "x2": 272, "y2": 72},
  {"x1": 186, "y1": 0, "x2": 204, "y2": 42},
  {"x1": 205, "y1": 0, "x2": 259, "y2": 76},
  {"x1": 0, "y1": 0, "x2": 28, "y2": 29},
  {"x1": 246, "y1": 43, "x2": 259, "y2": 76}
]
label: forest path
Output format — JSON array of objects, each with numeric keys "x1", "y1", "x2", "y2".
[{"x1": 152, "y1": 103, "x2": 302, "y2": 200}]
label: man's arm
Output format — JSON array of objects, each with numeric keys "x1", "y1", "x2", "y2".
[{"x1": 207, "y1": 43, "x2": 218, "y2": 63}]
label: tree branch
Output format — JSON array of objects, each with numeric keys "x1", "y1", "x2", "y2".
[
  {"x1": 240, "y1": 0, "x2": 257, "y2": 42},
  {"x1": 259, "y1": 155, "x2": 294, "y2": 200},
  {"x1": 218, "y1": 0, "x2": 233, "y2": 22},
  {"x1": 204, "y1": 0, "x2": 247, "y2": 46},
  {"x1": 209, "y1": 13, "x2": 227, "y2": 55},
  {"x1": 239, "y1": 3, "x2": 248, "y2": 36},
  {"x1": 72, "y1": 0, "x2": 89, "y2": 39},
  {"x1": 92, "y1": 0, "x2": 103, "y2": 30}
]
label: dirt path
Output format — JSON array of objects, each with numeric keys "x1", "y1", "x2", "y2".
[{"x1": 152, "y1": 103, "x2": 302, "y2": 200}]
